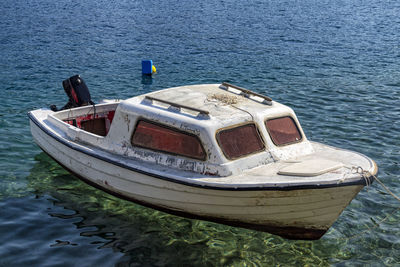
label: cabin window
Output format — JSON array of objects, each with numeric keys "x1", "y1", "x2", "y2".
[
  {"x1": 265, "y1": 116, "x2": 302, "y2": 146},
  {"x1": 131, "y1": 120, "x2": 206, "y2": 160},
  {"x1": 216, "y1": 123, "x2": 265, "y2": 160}
]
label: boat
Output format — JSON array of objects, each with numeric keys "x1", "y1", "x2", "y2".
[{"x1": 28, "y1": 79, "x2": 378, "y2": 240}]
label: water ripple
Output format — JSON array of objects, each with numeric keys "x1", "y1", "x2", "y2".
[{"x1": 1, "y1": 0, "x2": 399, "y2": 265}]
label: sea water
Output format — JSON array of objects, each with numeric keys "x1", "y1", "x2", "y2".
[{"x1": 0, "y1": 0, "x2": 399, "y2": 265}]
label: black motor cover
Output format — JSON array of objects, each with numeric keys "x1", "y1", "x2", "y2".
[
  {"x1": 51, "y1": 75, "x2": 93, "y2": 111},
  {"x1": 62, "y1": 75, "x2": 92, "y2": 107}
]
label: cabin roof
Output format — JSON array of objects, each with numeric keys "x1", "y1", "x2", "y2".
[{"x1": 119, "y1": 84, "x2": 293, "y2": 125}]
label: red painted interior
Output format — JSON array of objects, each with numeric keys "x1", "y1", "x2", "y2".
[{"x1": 64, "y1": 109, "x2": 116, "y2": 136}]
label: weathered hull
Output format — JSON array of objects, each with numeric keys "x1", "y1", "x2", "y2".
[{"x1": 29, "y1": 118, "x2": 364, "y2": 240}]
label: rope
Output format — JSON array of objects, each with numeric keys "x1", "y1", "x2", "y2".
[
  {"x1": 337, "y1": 166, "x2": 400, "y2": 241},
  {"x1": 355, "y1": 166, "x2": 400, "y2": 202},
  {"x1": 371, "y1": 174, "x2": 400, "y2": 202},
  {"x1": 353, "y1": 166, "x2": 373, "y2": 186}
]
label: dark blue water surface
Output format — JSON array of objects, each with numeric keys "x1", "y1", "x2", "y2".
[{"x1": 1, "y1": 0, "x2": 399, "y2": 265}]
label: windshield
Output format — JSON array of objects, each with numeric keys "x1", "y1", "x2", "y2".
[
  {"x1": 265, "y1": 116, "x2": 302, "y2": 146},
  {"x1": 216, "y1": 123, "x2": 265, "y2": 160}
]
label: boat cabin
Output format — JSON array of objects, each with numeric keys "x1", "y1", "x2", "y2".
[{"x1": 48, "y1": 83, "x2": 314, "y2": 176}]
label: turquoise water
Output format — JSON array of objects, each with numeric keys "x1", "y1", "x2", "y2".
[{"x1": 1, "y1": 0, "x2": 399, "y2": 265}]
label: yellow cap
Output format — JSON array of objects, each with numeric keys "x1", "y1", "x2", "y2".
[{"x1": 152, "y1": 65, "x2": 157, "y2": 73}]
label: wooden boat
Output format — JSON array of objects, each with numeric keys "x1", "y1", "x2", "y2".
[{"x1": 28, "y1": 82, "x2": 378, "y2": 240}]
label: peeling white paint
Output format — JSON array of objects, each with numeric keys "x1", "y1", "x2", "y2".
[{"x1": 28, "y1": 83, "x2": 378, "y2": 239}]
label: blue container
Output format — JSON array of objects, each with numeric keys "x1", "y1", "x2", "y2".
[{"x1": 142, "y1": 60, "x2": 153, "y2": 75}]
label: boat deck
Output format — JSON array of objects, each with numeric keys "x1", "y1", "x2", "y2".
[{"x1": 29, "y1": 106, "x2": 376, "y2": 190}]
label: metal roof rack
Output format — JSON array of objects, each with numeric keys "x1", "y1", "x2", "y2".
[
  {"x1": 145, "y1": 95, "x2": 210, "y2": 116},
  {"x1": 219, "y1": 82, "x2": 272, "y2": 105}
]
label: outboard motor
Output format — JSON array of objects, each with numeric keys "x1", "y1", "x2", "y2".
[{"x1": 50, "y1": 75, "x2": 94, "y2": 111}]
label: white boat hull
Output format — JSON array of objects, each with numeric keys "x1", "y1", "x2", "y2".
[{"x1": 29, "y1": 117, "x2": 368, "y2": 240}]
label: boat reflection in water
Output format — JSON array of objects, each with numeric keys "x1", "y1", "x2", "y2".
[
  {"x1": 25, "y1": 152, "x2": 352, "y2": 266},
  {"x1": 26, "y1": 153, "x2": 249, "y2": 265}
]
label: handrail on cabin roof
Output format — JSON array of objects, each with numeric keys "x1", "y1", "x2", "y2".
[
  {"x1": 219, "y1": 82, "x2": 272, "y2": 105},
  {"x1": 145, "y1": 95, "x2": 210, "y2": 115}
]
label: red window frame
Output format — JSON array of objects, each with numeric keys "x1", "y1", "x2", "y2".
[
  {"x1": 265, "y1": 116, "x2": 302, "y2": 146},
  {"x1": 216, "y1": 123, "x2": 265, "y2": 160},
  {"x1": 131, "y1": 120, "x2": 206, "y2": 160}
]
